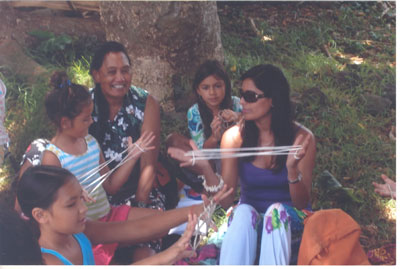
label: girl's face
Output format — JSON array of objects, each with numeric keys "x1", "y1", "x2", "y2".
[
  {"x1": 65, "y1": 102, "x2": 94, "y2": 138},
  {"x1": 45, "y1": 178, "x2": 88, "y2": 235},
  {"x1": 92, "y1": 52, "x2": 132, "y2": 101},
  {"x1": 196, "y1": 75, "x2": 226, "y2": 113},
  {"x1": 240, "y1": 78, "x2": 273, "y2": 121}
]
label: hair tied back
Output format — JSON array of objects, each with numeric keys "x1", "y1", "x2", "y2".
[{"x1": 59, "y1": 80, "x2": 72, "y2": 89}]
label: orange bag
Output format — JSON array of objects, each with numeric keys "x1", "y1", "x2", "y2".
[{"x1": 297, "y1": 208, "x2": 370, "y2": 265}]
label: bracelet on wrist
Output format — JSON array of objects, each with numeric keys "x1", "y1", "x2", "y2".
[
  {"x1": 288, "y1": 173, "x2": 302, "y2": 184},
  {"x1": 199, "y1": 173, "x2": 224, "y2": 193}
]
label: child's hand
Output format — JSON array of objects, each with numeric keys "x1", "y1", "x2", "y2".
[
  {"x1": 168, "y1": 213, "x2": 198, "y2": 263},
  {"x1": 210, "y1": 116, "x2": 223, "y2": 141},
  {"x1": 127, "y1": 131, "x2": 156, "y2": 158},
  {"x1": 168, "y1": 139, "x2": 210, "y2": 174},
  {"x1": 220, "y1": 109, "x2": 240, "y2": 123},
  {"x1": 82, "y1": 188, "x2": 96, "y2": 203}
]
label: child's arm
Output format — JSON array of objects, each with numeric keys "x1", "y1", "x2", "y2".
[
  {"x1": 85, "y1": 185, "x2": 233, "y2": 245},
  {"x1": 101, "y1": 131, "x2": 155, "y2": 195},
  {"x1": 133, "y1": 213, "x2": 197, "y2": 265}
]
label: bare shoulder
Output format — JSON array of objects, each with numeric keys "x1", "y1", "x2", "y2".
[
  {"x1": 41, "y1": 150, "x2": 62, "y2": 167},
  {"x1": 221, "y1": 124, "x2": 243, "y2": 148}
]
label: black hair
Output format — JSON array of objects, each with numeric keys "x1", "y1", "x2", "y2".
[
  {"x1": 89, "y1": 41, "x2": 132, "y2": 145},
  {"x1": 45, "y1": 71, "x2": 92, "y2": 128},
  {"x1": 192, "y1": 60, "x2": 232, "y2": 138},
  {"x1": 240, "y1": 64, "x2": 295, "y2": 171},
  {"x1": 0, "y1": 200, "x2": 43, "y2": 264},
  {"x1": 16, "y1": 165, "x2": 75, "y2": 239}
]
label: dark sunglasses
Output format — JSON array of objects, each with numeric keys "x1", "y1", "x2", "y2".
[{"x1": 239, "y1": 89, "x2": 266, "y2": 103}]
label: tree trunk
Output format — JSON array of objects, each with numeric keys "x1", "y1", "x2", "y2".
[{"x1": 99, "y1": 1, "x2": 224, "y2": 112}]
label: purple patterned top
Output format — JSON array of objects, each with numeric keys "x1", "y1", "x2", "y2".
[{"x1": 239, "y1": 161, "x2": 292, "y2": 213}]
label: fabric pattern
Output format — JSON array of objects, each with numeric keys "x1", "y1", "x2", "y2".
[
  {"x1": 20, "y1": 138, "x2": 50, "y2": 166},
  {"x1": 41, "y1": 233, "x2": 95, "y2": 265},
  {"x1": 46, "y1": 135, "x2": 111, "y2": 221},
  {"x1": 187, "y1": 96, "x2": 242, "y2": 149}
]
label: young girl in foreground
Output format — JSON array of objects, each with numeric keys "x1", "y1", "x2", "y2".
[
  {"x1": 40, "y1": 71, "x2": 161, "y2": 263},
  {"x1": 16, "y1": 165, "x2": 204, "y2": 265}
]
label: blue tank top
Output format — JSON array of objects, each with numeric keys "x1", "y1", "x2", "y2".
[
  {"x1": 40, "y1": 233, "x2": 95, "y2": 265},
  {"x1": 239, "y1": 162, "x2": 292, "y2": 213}
]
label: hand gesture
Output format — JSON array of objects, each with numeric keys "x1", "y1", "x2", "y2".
[
  {"x1": 127, "y1": 131, "x2": 156, "y2": 159},
  {"x1": 286, "y1": 133, "x2": 311, "y2": 170},
  {"x1": 219, "y1": 109, "x2": 240, "y2": 123},
  {"x1": 168, "y1": 139, "x2": 210, "y2": 174},
  {"x1": 82, "y1": 188, "x2": 96, "y2": 203},
  {"x1": 372, "y1": 174, "x2": 396, "y2": 199},
  {"x1": 167, "y1": 213, "x2": 198, "y2": 263},
  {"x1": 210, "y1": 116, "x2": 223, "y2": 142}
]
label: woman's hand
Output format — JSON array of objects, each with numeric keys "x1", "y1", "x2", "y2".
[
  {"x1": 201, "y1": 184, "x2": 234, "y2": 207},
  {"x1": 127, "y1": 131, "x2": 156, "y2": 159},
  {"x1": 286, "y1": 133, "x2": 311, "y2": 171}
]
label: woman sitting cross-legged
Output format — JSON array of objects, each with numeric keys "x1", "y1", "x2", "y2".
[{"x1": 168, "y1": 64, "x2": 316, "y2": 265}]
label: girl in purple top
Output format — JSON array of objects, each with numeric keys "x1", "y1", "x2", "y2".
[{"x1": 169, "y1": 64, "x2": 316, "y2": 265}]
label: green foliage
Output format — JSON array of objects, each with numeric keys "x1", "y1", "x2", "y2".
[
  {"x1": 219, "y1": 1, "x2": 395, "y2": 250},
  {"x1": 28, "y1": 30, "x2": 98, "y2": 67}
]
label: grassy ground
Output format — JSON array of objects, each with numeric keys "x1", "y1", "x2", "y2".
[{"x1": 0, "y1": 1, "x2": 395, "y2": 254}]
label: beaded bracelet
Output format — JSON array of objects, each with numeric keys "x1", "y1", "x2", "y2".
[{"x1": 199, "y1": 173, "x2": 224, "y2": 192}]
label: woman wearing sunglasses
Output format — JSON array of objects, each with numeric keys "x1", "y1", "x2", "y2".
[{"x1": 168, "y1": 64, "x2": 316, "y2": 265}]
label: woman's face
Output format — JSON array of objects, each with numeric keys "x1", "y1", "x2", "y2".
[
  {"x1": 45, "y1": 178, "x2": 88, "y2": 235},
  {"x1": 240, "y1": 78, "x2": 273, "y2": 121},
  {"x1": 92, "y1": 52, "x2": 132, "y2": 101},
  {"x1": 196, "y1": 75, "x2": 226, "y2": 113}
]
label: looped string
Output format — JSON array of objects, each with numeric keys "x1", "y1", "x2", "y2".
[{"x1": 190, "y1": 198, "x2": 217, "y2": 251}]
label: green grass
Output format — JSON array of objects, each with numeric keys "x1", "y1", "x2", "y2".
[{"x1": 0, "y1": 1, "x2": 395, "y2": 253}]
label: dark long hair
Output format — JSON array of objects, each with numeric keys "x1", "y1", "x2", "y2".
[
  {"x1": 192, "y1": 60, "x2": 232, "y2": 138},
  {"x1": 0, "y1": 200, "x2": 43, "y2": 264},
  {"x1": 16, "y1": 165, "x2": 75, "y2": 239},
  {"x1": 45, "y1": 71, "x2": 91, "y2": 128},
  {"x1": 241, "y1": 64, "x2": 295, "y2": 171},
  {"x1": 89, "y1": 41, "x2": 132, "y2": 144}
]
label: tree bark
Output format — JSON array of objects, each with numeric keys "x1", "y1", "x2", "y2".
[{"x1": 99, "y1": 1, "x2": 224, "y2": 112}]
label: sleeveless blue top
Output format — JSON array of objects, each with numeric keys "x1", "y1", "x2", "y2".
[
  {"x1": 41, "y1": 233, "x2": 95, "y2": 265},
  {"x1": 239, "y1": 162, "x2": 292, "y2": 213}
]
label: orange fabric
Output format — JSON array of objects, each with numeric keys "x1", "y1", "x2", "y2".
[{"x1": 297, "y1": 208, "x2": 370, "y2": 265}]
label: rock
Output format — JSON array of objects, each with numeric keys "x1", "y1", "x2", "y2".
[
  {"x1": 382, "y1": 83, "x2": 395, "y2": 109},
  {"x1": 0, "y1": 38, "x2": 47, "y2": 82},
  {"x1": 301, "y1": 87, "x2": 329, "y2": 106},
  {"x1": 362, "y1": 93, "x2": 392, "y2": 116}
]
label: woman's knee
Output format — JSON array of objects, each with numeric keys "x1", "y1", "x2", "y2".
[{"x1": 229, "y1": 204, "x2": 258, "y2": 228}]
